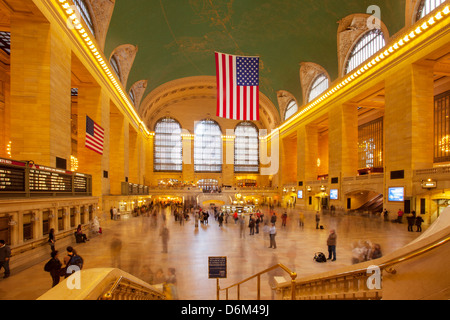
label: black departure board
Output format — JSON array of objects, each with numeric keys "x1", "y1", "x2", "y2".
[
  {"x1": 29, "y1": 167, "x2": 73, "y2": 192},
  {"x1": 74, "y1": 174, "x2": 88, "y2": 192},
  {"x1": 0, "y1": 157, "x2": 92, "y2": 196},
  {"x1": 0, "y1": 166, "x2": 25, "y2": 191},
  {"x1": 0, "y1": 158, "x2": 26, "y2": 191}
]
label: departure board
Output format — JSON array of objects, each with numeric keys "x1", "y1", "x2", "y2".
[
  {"x1": 0, "y1": 157, "x2": 92, "y2": 196},
  {"x1": 29, "y1": 166, "x2": 72, "y2": 192},
  {"x1": 74, "y1": 174, "x2": 88, "y2": 192},
  {"x1": 0, "y1": 165, "x2": 25, "y2": 191}
]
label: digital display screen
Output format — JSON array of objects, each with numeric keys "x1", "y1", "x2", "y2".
[
  {"x1": 297, "y1": 190, "x2": 303, "y2": 199},
  {"x1": 388, "y1": 187, "x2": 404, "y2": 202},
  {"x1": 330, "y1": 189, "x2": 338, "y2": 200}
]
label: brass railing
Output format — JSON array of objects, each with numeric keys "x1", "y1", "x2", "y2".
[
  {"x1": 100, "y1": 275, "x2": 166, "y2": 300},
  {"x1": 277, "y1": 231, "x2": 450, "y2": 300},
  {"x1": 217, "y1": 263, "x2": 297, "y2": 300}
]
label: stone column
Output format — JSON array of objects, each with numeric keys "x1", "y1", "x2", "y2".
[
  {"x1": 10, "y1": 18, "x2": 71, "y2": 166},
  {"x1": 384, "y1": 62, "x2": 434, "y2": 213}
]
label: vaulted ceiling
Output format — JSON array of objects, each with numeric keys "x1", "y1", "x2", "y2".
[{"x1": 104, "y1": 0, "x2": 406, "y2": 115}]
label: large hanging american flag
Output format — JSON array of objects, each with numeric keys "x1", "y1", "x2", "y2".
[
  {"x1": 85, "y1": 115, "x2": 104, "y2": 155},
  {"x1": 215, "y1": 52, "x2": 260, "y2": 121}
]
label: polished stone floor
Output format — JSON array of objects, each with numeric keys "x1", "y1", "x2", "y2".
[{"x1": 0, "y1": 206, "x2": 423, "y2": 300}]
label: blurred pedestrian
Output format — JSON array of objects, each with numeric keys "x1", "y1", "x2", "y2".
[{"x1": 0, "y1": 240, "x2": 11, "y2": 278}]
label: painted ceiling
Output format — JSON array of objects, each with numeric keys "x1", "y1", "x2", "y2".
[{"x1": 104, "y1": 0, "x2": 406, "y2": 113}]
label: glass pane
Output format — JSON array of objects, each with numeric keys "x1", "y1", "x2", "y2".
[
  {"x1": 234, "y1": 122, "x2": 259, "y2": 173},
  {"x1": 154, "y1": 118, "x2": 183, "y2": 172},
  {"x1": 194, "y1": 120, "x2": 222, "y2": 172}
]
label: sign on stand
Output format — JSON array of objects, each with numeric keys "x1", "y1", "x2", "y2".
[{"x1": 209, "y1": 256, "x2": 227, "y2": 300}]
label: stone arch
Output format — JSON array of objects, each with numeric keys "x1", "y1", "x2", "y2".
[
  {"x1": 109, "y1": 44, "x2": 138, "y2": 89},
  {"x1": 139, "y1": 76, "x2": 281, "y2": 132},
  {"x1": 86, "y1": 0, "x2": 116, "y2": 51},
  {"x1": 129, "y1": 80, "x2": 148, "y2": 110},
  {"x1": 277, "y1": 90, "x2": 298, "y2": 122},
  {"x1": 337, "y1": 13, "x2": 390, "y2": 78},
  {"x1": 299, "y1": 62, "x2": 331, "y2": 105}
]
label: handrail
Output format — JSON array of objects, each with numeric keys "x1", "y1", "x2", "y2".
[
  {"x1": 276, "y1": 229, "x2": 450, "y2": 300},
  {"x1": 217, "y1": 263, "x2": 297, "y2": 300},
  {"x1": 101, "y1": 275, "x2": 166, "y2": 300}
]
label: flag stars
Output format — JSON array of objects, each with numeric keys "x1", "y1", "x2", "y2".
[{"x1": 236, "y1": 56, "x2": 259, "y2": 86}]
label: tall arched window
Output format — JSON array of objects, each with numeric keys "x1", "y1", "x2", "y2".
[
  {"x1": 344, "y1": 29, "x2": 386, "y2": 75},
  {"x1": 194, "y1": 120, "x2": 222, "y2": 172},
  {"x1": 416, "y1": 0, "x2": 446, "y2": 21},
  {"x1": 284, "y1": 100, "x2": 298, "y2": 121},
  {"x1": 110, "y1": 55, "x2": 121, "y2": 80},
  {"x1": 154, "y1": 118, "x2": 182, "y2": 172},
  {"x1": 234, "y1": 122, "x2": 259, "y2": 173},
  {"x1": 73, "y1": 0, "x2": 95, "y2": 36},
  {"x1": 308, "y1": 74, "x2": 329, "y2": 103}
]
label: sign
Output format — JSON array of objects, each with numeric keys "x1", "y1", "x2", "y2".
[
  {"x1": 208, "y1": 256, "x2": 227, "y2": 279},
  {"x1": 388, "y1": 187, "x2": 404, "y2": 202}
]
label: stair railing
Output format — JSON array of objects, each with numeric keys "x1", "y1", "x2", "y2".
[{"x1": 217, "y1": 263, "x2": 297, "y2": 300}]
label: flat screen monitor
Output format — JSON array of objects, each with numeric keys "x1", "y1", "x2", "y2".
[
  {"x1": 330, "y1": 189, "x2": 338, "y2": 200},
  {"x1": 388, "y1": 187, "x2": 404, "y2": 202},
  {"x1": 297, "y1": 190, "x2": 303, "y2": 199}
]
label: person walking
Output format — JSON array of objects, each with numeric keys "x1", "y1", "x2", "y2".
[
  {"x1": 281, "y1": 212, "x2": 287, "y2": 227},
  {"x1": 249, "y1": 215, "x2": 255, "y2": 235},
  {"x1": 48, "y1": 228, "x2": 56, "y2": 253},
  {"x1": 63, "y1": 246, "x2": 84, "y2": 278},
  {"x1": 298, "y1": 211, "x2": 304, "y2": 229},
  {"x1": 315, "y1": 212, "x2": 321, "y2": 229},
  {"x1": 326, "y1": 229, "x2": 337, "y2": 261},
  {"x1": 269, "y1": 223, "x2": 277, "y2": 249},
  {"x1": 407, "y1": 211, "x2": 416, "y2": 232},
  {"x1": 0, "y1": 240, "x2": 11, "y2": 278},
  {"x1": 415, "y1": 215, "x2": 424, "y2": 232},
  {"x1": 44, "y1": 250, "x2": 62, "y2": 287},
  {"x1": 160, "y1": 222, "x2": 170, "y2": 253}
]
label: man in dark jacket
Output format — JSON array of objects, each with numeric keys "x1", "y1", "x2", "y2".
[
  {"x1": 327, "y1": 229, "x2": 337, "y2": 261},
  {"x1": 0, "y1": 240, "x2": 11, "y2": 278}
]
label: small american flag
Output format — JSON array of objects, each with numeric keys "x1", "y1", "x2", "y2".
[
  {"x1": 85, "y1": 115, "x2": 104, "y2": 155},
  {"x1": 215, "y1": 52, "x2": 260, "y2": 121}
]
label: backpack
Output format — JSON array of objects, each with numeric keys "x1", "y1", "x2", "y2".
[
  {"x1": 68, "y1": 254, "x2": 84, "y2": 270},
  {"x1": 314, "y1": 252, "x2": 327, "y2": 263},
  {"x1": 44, "y1": 259, "x2": 54, "y2": 272}
]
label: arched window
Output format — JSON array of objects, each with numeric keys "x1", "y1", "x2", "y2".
[
  {"x1": 284, "y1": 100, "x2": 298, "y2": 121},
  {"x1": 73, "y1": 0, "x2": 95, "y2": 36},
  {"x1": 308, "y1": 74, "x2": 329, "y2": 103},
  {"x1": 194, "y1": 120, "x2": 222, "y2": 172},
  {"x1": 110, "y1": 55, "x2": 121, "y2": 80},
  {"x1": 129, "y1": 89, "x2": 135, "y2": 105},
  {"x1": 344, "y1": 29, "x2": 386, "y2": 75},
  {"x1": 234, "y1": 122, "x2": 259, "y2": 173},
  {"x1": 416, "y1": 0, "x2": 446, "y2": 21},
  {"x1": 154, "y1": 118, "x2": 182, "y2": 172}
]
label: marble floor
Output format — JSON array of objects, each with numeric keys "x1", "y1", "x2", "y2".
[{"x1": 0, "y1": 207, "x2": 423, "y2": 300}]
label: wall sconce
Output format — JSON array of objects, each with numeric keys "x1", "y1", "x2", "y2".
[
  {"x1": 306, "y1": 186, "x2": 312, "y2": 192},
  {"x1": 320, "y1": 185, "x2": 326, "y2": 192}
]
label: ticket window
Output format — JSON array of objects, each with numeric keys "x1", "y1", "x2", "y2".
[
  {"x1": 58, "y1": 209, "x2": 64, "y2": 231},
  {"x1": 80, "y1": 206, "x2": 85, "y2": 225},
  {"x1": 23, "y1": 213, "x2": 33, "y2": 242},
  {"x1": 42, "y1": 210, "x2": 50, "y2": 236},
  {"x1": 70, "y1": 208, "x2": 76, "y2": 228},
  {"x1": 0, "y1": 217, "x2": 10, "y2": 244}
]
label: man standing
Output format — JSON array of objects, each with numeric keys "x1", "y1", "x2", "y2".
[
  {"x1": 0, "y1": 240, "x2": 11, "y2": 278},
  {"x1": 269, "y1": 223, "x2": 277, "y2": 249},
  {"x1": 327, "y1": 229, "x2": 337, "y2": 261}
]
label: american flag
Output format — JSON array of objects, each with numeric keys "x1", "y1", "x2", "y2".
[
  {"x1": 215, "y1": 52, "x2": 260, "y2": 121},
  {"x1": 85, "y1": 115, "x2": 104, "y2": 155}
]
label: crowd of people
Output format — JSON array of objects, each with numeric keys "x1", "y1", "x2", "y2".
[{"x1": 0, "y1": 202, "x2": 430, "y2": 299}]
